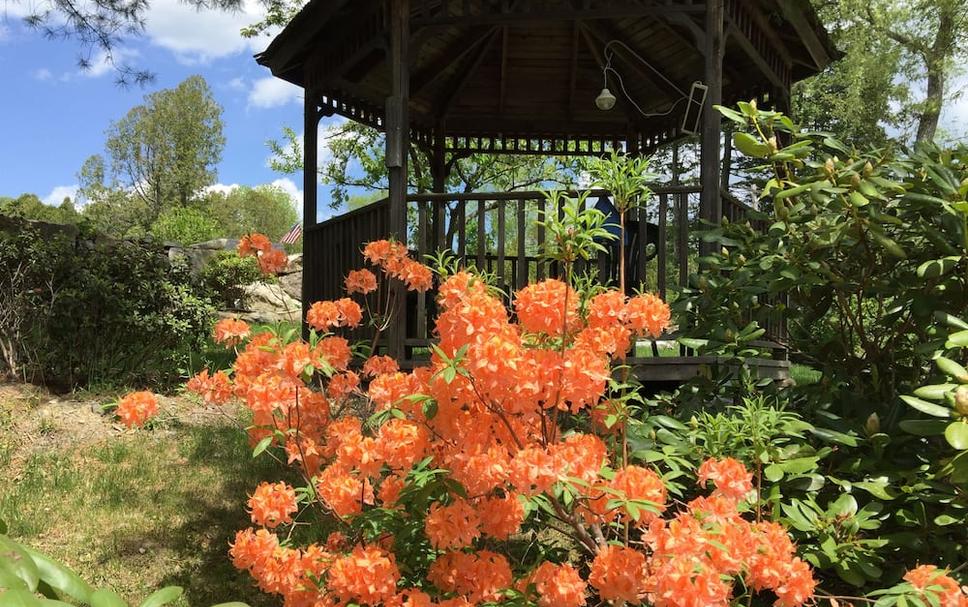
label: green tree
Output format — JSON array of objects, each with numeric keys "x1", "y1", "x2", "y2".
[
  {"x1": 203, "y1": 185, "x2": 299, "y2": 241},
  {"x1": 99, "y1": 75, "x2": 224, "y2": 228},
  {"x1": 150, "y1": 206, "x2": 221, "y2": 244},
  {"x1": 0, "y1": 194, "x2": 80, "y2": 224},
  {"x1": 797, "y1": 0, "x2": 968, "y2": 145}
]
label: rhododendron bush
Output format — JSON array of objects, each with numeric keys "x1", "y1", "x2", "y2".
[{"x1": 114, "y1": 214, "x2": 966, "y2": 607}]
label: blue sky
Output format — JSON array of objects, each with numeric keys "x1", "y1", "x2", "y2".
[{"x1": 0, "y1": 0, "x2": 334, "y2": 216}]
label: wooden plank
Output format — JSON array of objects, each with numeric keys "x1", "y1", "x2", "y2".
[
  {"x1": 699, "y1": 0, "x2": 724, "y2": 256},
  {"x1": 301, "y1": 89, "x2": 320, "y2": 339},
  {"x1": 497, "y1": 199, "x2": 507, "y2": 292},
  {"x1": 477, "y1": 199, "x2": 486, "y2": 269},
  {"x1": 416, "y1": 200, "x2": 428, "y2": 341},
  {"x1": 516, "y1": 199, "x2": 527, "y2": 289},
  {"x1": 636, "y1": 204, "x2": 647, "y2": 289},
  {"x1": 458, "y1": 200, "x2": 467, "y2": 262},
  {"x1": 536, "y1": 197, "x2": 546, "y2": 279},
  {"x1": 658, "y1": 193, "x2": 668, "y2": 300}
]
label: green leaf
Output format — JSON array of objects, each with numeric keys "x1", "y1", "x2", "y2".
[
  {"x1": 764, "y1": 464, "x2": 784, "y2": 482},
  {"x1": 944, "y1": 422, "x2": 968, "y2": 450},
  {"x1": 898, "y1": 419, "x2": 948, "y2": 436},
  {"x1": 935, "y1": 357, "x2": 968, "y2": 382},
  {"x1": 0, "y1": 537, "x2": 40, "y2": 593},
  {"x1": 870, "y1": 231, "x2": 906, "y2": 258},
  {"x1": 733, "y1": 132, "x2": 770, "y2": 158},
  {"x1": 252, "y1": 436, "x2": 273, "y2": 458},
  {"x1": 854, "y1": 480, "x2": 896, "y2": 500},
  {"x1": 913, "y1": 384, "x2": 958, "y2": 400},
  {"x1": 934, "y1": 312, "x2": 968, "y2": 330},
  {"x1": 0, "y1": 520, "x2": 6, "y2": 535},
  {"x1": 849, "y1": 190, "x2": 869, "y2": 207},
  {"x1": 933, "y1": 514, "x2": 960, "y2": 526},
  {"x1": 946, "y1": 330, "x2": 968, "y2": 348},
  {"x1": 900, "y1": 395, "x2": 951, "y2": 418},
  {"x1": 0, "y1": 588, "x2": 43, "y2": 607},
  {"x1": 90, "y1": 588, "x2": 129, "y2": 607},
  {"x1": 917, "y1": 257, "x2": 962, "y2": 279},
  {"x1": 23, "y1": 546, "x2": 93, "y2": 603},
  {"x1": 139, "y1": 586, "x2": 183, "y2": 607}
]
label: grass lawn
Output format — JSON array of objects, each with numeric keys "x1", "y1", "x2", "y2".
[{"x1": 0, "y1": 384, "x2": 282, "y2": 607}]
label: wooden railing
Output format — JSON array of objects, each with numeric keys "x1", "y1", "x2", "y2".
[{"x1": 304, "y1": 186, "x2": 783, "y2": 358}]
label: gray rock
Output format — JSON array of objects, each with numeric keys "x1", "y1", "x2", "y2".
[{"x1": 236, "y1": 282, "x2": 301, "y2": 324}]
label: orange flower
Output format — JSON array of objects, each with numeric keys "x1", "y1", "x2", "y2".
[
  {"x1": 363, "y1": 355, "x2": 400, "y2": 377},
  {"x1": 509, "y1": 447, "x2": 558, "y2": 495},
  {"x1": 346, "y1": 268, "x2": 378, "y2": 294},
  {"x1": 514, "y1": 279, "x2": 579, "y2": 335},
  {"x1": 649, "y1": 556, "x2": 731, "y2": 607},
  {"x1": 378, "y1": 474, "x2": 406, "y2": 507},
  {"x1": 529, "y1": 562, "x2": 587, "y2": 607},
  {"x1": 904, "y1": 565, "x2": 966, "y2": 607},
  {"x1": 609, "y1": 465, "x2": 667, "y2": 524},
  {"x1": 364, "y1": 240, "x2": 409, "y2": 272},
  {"x1": 238, "y1": 233, "x2": 272, "y2": 256},
  {"x1": 315, "y1": 464, "x2": 374, "y2": 517},
  {"x1": 425, "y1": 498, "x2": 481, "y2": 549},
  {"x1": 186, "y1": 369, "x2": 233, "y2": 405},
  {"x1": 214, "y1": 318, "x2": 251, "y2": 346},
  {"x1": 696, "y1": 457, "x2": 753, "y2": 501},
  {"x1": 327, "y1": 545, "x2": 401, "y2": 606},
  {"x1": 428, "y1": 550, "x2": 512, "y2": 603},
  {"x1": 115, "y1": 391, "x2": 159, "y2": 428},
  {"x1": 773, "y1": 558, "x2": 817, "y2": 607},
  {"x1": 307, "y1": 299, "x2": 362, "y2": 331},
  {"x1": 587, "y1": 290, "x2": 627, "y2": 328},
  {"x1": 258, "y1": 248, "x2": 288, "y2": 275},
  {"x1": 278, "y1": 341, "x2": 313, "y2": 378},
  {"x1": 230, "y1": 527, "x2": 279, "y2": 572},
  {"x1": 248, "y1": 481, "x2": 298, "y2": 528},
  {"x1": 400, "y1": 259, "x2": 433, "y2": 292},
  {"x1": 378, "y1": 418, "x2": 430, "y2": 470},
  {"x1": 315, "y1": 336, "x2": 353, "y2": 370},
  {"x1": 328, "y1": 371, "x2": 361, "y2": 400},
  {"x1": 478, "y1": 493, "x2": 525, "y2": 539},
  {"x1": 336, "y1": 298, "x2": 363, "y2": 328},
  {"x1": 588, "y1": 545, "x2": 648, "y2": 603},
  {"x1": 624, "y1": 292, "x2": 671, "y2": 338}
]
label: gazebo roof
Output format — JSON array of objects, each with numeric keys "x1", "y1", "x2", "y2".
[{"x1": 256, "y1": 0, "x2": 837, "y2": 154}]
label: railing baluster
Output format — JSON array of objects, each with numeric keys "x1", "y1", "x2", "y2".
[
  {"x1": 416, "y1": 200, "x2": 428, "y2": 342},
  {"x1": 458, "y1": 200, "x2": 466, "y2": 263},
  {"x1": 536, "y1": 197, "x2": 546, "y2": 280},
  {"x1": 477, "y1": 199, "x2": 486, "y2": 270},
  {"x1": 497, "y1": 199, "x2": 506, "y2": 294},
  {"x1": 658, "y1": 193, "x2": 668, "y2": 301},
  {"x1": 636, "y1": 204, "x2": 647, "y2": 290},
  {"x1": 516, "y1": 199, "x2": 527, "y2": 290},
  {"x1": 677, "y1": 192, "x2": 688, "y2": 288}
]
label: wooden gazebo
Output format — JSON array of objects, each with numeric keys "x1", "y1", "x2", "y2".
[{"x1": 256, "y1": 0, "x2": 836, "y2": 379}]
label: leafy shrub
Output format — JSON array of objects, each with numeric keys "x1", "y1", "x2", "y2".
[
  {"x1": 150, "y1": 205, "x2": 221, "y2": 245},
  {"x1": 679, "y1": 103, "x2": 967, "y2": 416},
  {"x1": 199, "y1": 251, "x2": 262, "y2": 309},
  {"x1": 0, "y1": 220, "x2": 215, "y2": 390}
]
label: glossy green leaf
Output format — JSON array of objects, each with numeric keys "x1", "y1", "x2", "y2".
[
  {"x1": 916, "y1": 256, "x2": 962, "y2": 279},
  {"x1": 90, "y1": 588, "x2": 129, "y2": 607},
  {"x1": 900, "y1": 395, "x2": 951, "y2": 418},
  {"x1": 936, "y1": 357, "x2": 968, "y2": 382},
  {"x1": 0, "y1": 537, "x2": 39, "y2": 593},
  {"x1": 733, "y1": 132, "x2": 770, "y2": 158},
  {"x1": 913, "y1": 384, "x2": 958, "y2": 400},
  {"x1": 139, "y1": 586, "x2": 183, "y2": 607},
  {"x1": 251, "y1": 436, "x2": 272, "y2": 458},
  {"x1": 944, "y1": 422, "x2": 968, "y2": 450},
  {"x1": 0, "y1": 588, "x2": 43, "y2": 607},
  {"x1": 946, "y1": 330, "x2": 968, "y2": 348},
  {"x1": 23, "y1": 546, "x2": 93, "y2": 603},
  {"x1": 898, "y1": 419, "x2": 948, "y2": 436}
]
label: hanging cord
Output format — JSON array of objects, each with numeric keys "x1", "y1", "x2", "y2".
[{"x1": 603, "y1": 39, "x2": 691, "y2": 118}]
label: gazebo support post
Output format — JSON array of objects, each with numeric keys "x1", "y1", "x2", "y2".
[
  {"x1": 386, "y1": 0, "x2": 410, "y2": 360},
  {"x1": 700, "y1": 0, "x2": 724, "y2": 255},
  {"x1": 301, "y1": 88, "x2": 320, "y2": 340}
]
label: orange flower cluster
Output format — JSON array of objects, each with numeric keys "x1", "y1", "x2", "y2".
[
  {"x1": 186, "y1": 369, "x2": 233, "y2": 405},
  {"x1": 239, "y1": 232, "x2": 289, "y2": 275},
  {"x1": 904, "y1": 566, "x2": 968, "y2": 607},
  {"x1": 115, "y1": 391, "x2": 158, "y2": 428},
  {"x1": 191, "y1": 241, "x2": 824, "y2": 607},
  {"x1": 214, "y1": 317, "x2": 251, "y2": 346},
  {"x1": 345, "y1": 268, "x2": 378, "y2": 294},
  {"x1": 248, "y1": 481, "x2": 299, "y2": 528},
  {"x1": 363, "y1": 240, "x2": 433, "y2": 292}
]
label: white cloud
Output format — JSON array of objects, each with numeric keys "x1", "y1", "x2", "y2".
[
  {"x1": 142, "y1": 0, "x2": 272, "y2": 63},
  {"x1": 42, "y1": 185, "x2": 79, "y2": 206},
  {"x1": 248, "y1": 76, "x2": 301, "y2": 109},
  {"x1": 269, "y1": 177, "x2": 303, "y2": 214},
  {"x1": 227, "y1": 76, "x2": 246, "y2": 90},
  {"x1": 33, "y1": 67, "x2": 52, "y2": 80}
]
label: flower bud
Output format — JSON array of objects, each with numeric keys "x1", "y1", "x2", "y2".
[
  {"x1": 955, "y1": 385, "x2": 968, "y2": 417},
  {"x1": 865, "y1": 412, "x2": 880, "y2": 435}
]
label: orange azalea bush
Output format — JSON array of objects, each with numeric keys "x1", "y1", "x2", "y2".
[{"x1": 114, "y1": 228, "x2": 964, "y2": 607}]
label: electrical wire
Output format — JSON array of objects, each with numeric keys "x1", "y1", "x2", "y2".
[{"x1": 602, "y1": 39, "x2": 692, "y2": 119}]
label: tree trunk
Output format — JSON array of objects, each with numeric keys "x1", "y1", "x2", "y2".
[{"x1": 915, "y1": 6, "x2": 955, "y2": 144}]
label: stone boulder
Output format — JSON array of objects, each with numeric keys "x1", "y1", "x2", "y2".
[{"x1": 232, "y1": 282, "x2": 302, "y2": 325}]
